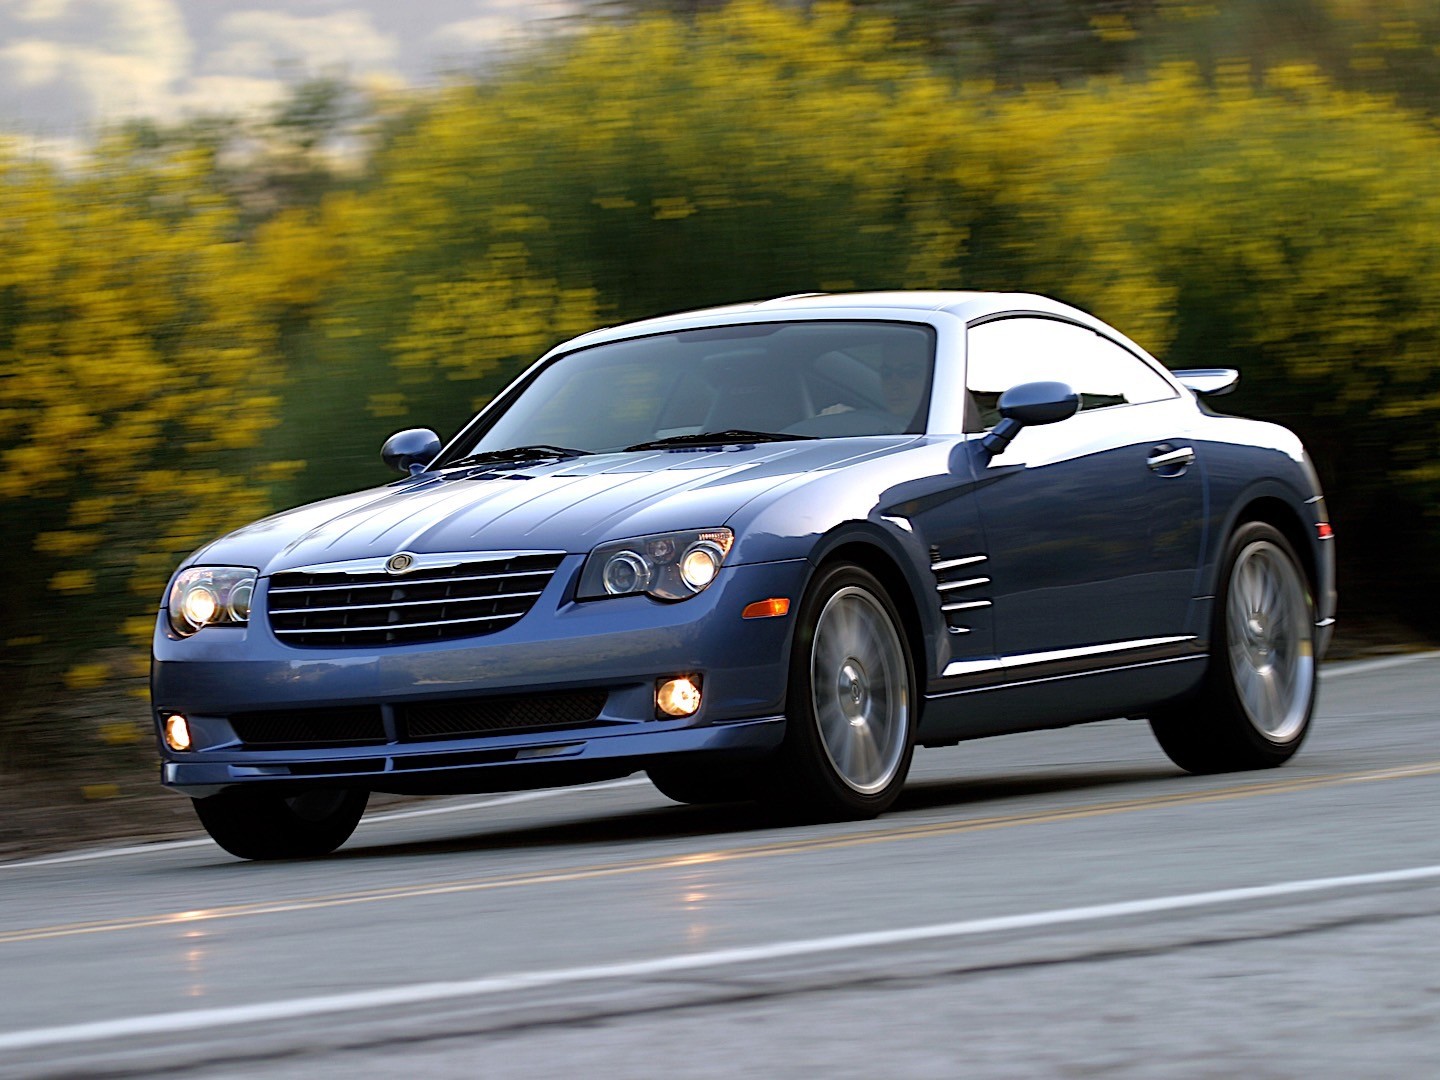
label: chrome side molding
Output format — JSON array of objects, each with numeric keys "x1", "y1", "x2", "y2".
[{"x1": 942, "y1": 634, "x2": 1201, "y2": 681}]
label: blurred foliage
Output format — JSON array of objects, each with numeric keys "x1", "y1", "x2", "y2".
[
  {"x1": 0, "y1": 137, "x2": 312, "y2": 739},
  {"x1": 607, "y1": 0, "x2": 1161, "y2": 82},
  {"x1": 2, "y1": 0, "x2": 1440, "y2": 751},
  {"x1": 605, "y1": 1, "x2": 1440, "y2": 110}
]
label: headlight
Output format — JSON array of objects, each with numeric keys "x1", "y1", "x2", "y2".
[
  {"x1": 168, "y1": 567, "x2": 258, "y2": 636},
  {"x1": 578, "y1": 529, "x2": 734, "y2": 601}
]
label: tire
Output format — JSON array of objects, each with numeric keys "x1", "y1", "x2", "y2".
[
  {"x1": 1150, "y1": 522, "x2": 1317, "y2": 773},
  {"x1": 193, "y1": 787, "x2": 369, "y2": 860},
  {"x1": 648, "y1": 762, "x2": 758, "y2": 805},
  {"x1": 765, "y1": 562, "x2": 917, "y2": 820}
]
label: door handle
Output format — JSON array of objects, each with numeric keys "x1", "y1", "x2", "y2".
[{"x1": 1147, "y1": 445, "x2": 1195, "y2": 472}]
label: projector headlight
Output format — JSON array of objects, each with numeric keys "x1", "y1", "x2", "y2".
[
  {"x1": 578, "y1": 529, "x2": 734, "y2": 601},
  {"x1": 168, "y1": 567, "x2": 258, "y2": 636}
]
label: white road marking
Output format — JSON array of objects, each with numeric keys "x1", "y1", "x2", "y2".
[
  {"x1": 1, "y1": 862, "x2": 1438, "y2": 1053},
  {"x1": 1319, "y1": 650, "x2": 1440, "y2": 679},
  {"x1": 0, "y1": 837, "x2": 217, "y2": 869},
  {"x1": 356, "y1": 777, "x2": 651, "y2": 824},
  {"x1": 0, "y1": 779, "x2": 652, "y2": 870}
]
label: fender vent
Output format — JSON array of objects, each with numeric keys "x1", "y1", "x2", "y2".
[{"x1": 930, "y1": 550, "x2": 991, "y2": 633}]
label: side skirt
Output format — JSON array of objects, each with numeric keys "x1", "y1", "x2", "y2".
[{"x1": 917, "y1": 640, "x2": 1207, "y2": 745}]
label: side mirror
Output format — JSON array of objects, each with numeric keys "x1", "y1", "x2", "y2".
[
  {"x1": 980, "y1": 381, "x2": 1080, "y2": 457},
  {"x1": 1173, "y1": 368, "x2": 1239, "y2": 397},
  {"x1": 381, "y1": 428, "x2": 442, "y2": 475}
]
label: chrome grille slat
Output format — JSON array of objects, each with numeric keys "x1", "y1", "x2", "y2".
[
  {"x1": 269, "y1": 569, "x2": 550, "y2": 595},
  {"x1": 273, "y1": 613, "x2": 517, "y2": 635},
  {"x1": 273, "y1": 591, "x2": 543, "y2": 616},
  {"x1": 268, "y1": 553, "x2": 563, "y2": 647}
]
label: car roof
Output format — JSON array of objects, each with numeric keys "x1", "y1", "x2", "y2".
[{"x1": 552, "y1": 291, "x2": 1106, "y2": 353}]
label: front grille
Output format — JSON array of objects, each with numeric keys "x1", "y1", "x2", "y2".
[
  {"x1": 267, "y1": 553, "x2": 564, "y2": 647},
  {"x1": 398, "y1": 689, "x2": 609, "y2": 741},
  {"x1": 230, "y1": 706, "x2": 386, "y2": 747}
]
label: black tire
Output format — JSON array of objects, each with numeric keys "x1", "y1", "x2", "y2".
[
  {"x1": 193, "y1": 787, "x2": 369, "y2": 860},
  {"x1": 647, "y1": 761, "x2": 759, "y2": 805},
  {"x1": 1150, "y1": 522, "x2": 1317, "y2": 773},
  {"x1": 764, "y1": 562, "x2": 917, "y2": 820}
]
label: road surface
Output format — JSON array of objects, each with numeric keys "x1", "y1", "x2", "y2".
[{"x1": 3, "y1": 653, "x2": 1438, "y2": 1077}]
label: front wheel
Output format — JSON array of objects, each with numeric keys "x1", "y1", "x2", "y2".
[
  {"x1": 1150, "y1": 522, "x2": 1317, "y2": 773},
  {"x1": 648, "y1": 761, "x2": 759, "y2": 805},
  {"x1": 765, "y1": 562, "x2": 916, "y2": 820},
  {"x1": 193, "y1": 787, "x2": 369, "y2": 860}
]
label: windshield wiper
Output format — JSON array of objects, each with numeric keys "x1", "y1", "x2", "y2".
[
  {"x1": 624, "y1": 430, "x2": 816, "y2": 452},
  {"x1": 448, "y1": 445, "x2": 592, "y2": 468}
]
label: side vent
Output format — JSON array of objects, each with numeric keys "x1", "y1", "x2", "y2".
[{"x1": 929, "y1": 548, "x2": 991, "y2": 634}]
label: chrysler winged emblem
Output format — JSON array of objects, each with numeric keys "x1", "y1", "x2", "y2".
[{"x1": 385, "y1": 552, "x2": 416, "y2": 574}]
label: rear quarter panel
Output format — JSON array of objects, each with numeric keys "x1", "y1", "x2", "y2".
[{"x1": 1188, "y1": 414, "x2": 1336, "y2": 648}]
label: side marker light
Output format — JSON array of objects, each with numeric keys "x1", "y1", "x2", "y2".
[
  {"x1": 1317, "y1": 522, "x2": 1334, "y2": 540},
  {"x1": 742, "y1": 598, "x2": 791, "y2": 620}
]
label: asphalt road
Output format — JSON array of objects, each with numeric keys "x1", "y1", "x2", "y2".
[{"x1": 3, "y1": 654, "x2": 1439, "y2": 1078}]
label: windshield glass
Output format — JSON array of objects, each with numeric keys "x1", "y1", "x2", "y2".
[{"x1": 443, "y1": 320, "x2": 936, "y2": 460}]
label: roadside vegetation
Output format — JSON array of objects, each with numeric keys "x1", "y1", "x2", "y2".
[{"x1": 2, "y1": 0, "x2": 1438, "y2": 819}]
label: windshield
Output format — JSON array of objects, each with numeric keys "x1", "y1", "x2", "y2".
[{"x1": 441, "y1": 320, "x2": 936, "y2": 461}]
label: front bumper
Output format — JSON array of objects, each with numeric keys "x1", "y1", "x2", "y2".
[{"x1": 152, "y1": 555, "x2": 806, "y2": 796}]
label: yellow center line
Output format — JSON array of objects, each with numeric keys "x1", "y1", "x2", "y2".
[{"x1": 5, "y1": 759, "x2": 1440, "y2": 946}]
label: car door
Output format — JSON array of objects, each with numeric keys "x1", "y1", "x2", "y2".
[{"x1": 962, "y1": 316, "x2": 1204, "y2": 670}]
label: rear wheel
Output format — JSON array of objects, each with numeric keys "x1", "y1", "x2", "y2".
[
  {"x1": 1150, "y1": 522, "x2": 1316, "y2": 773},
  {"x1": 193, "y1": 787, "x2": 369, "y2": 860},
  {"x1": 765, "y1": 562, "x2": 916, "y2": 820}
]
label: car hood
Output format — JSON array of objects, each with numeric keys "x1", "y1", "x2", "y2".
[{"x1": 192, "y1": 439, "x2": 917, "y2": 575}]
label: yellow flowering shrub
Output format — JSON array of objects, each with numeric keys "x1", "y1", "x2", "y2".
[{"x1": 0, "y1": 137, "x2": 297, "y2": 693}]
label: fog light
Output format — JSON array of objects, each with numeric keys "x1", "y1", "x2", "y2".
[
  {"x1": 163, "y1": 714, "x2": 191, "y2": 752},
  {"x1": 656, "y1": 676, "x2": 702, "y2": 718}
]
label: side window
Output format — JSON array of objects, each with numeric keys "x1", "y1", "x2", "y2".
[{"x1": 964, "y1": 318, "x2": 1176, "y2": 431}]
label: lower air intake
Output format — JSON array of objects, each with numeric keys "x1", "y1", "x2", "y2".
[
  {"x1": 229, "y1": 706, "x2": 387, "y2": 747},
  {"x1": 399, "y1": 690, "x2": 609, "y2": 740}
]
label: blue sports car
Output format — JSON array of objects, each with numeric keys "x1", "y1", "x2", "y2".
[{"x1": 152, "y1": 291, "x2": 1336, "y2": 859}]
